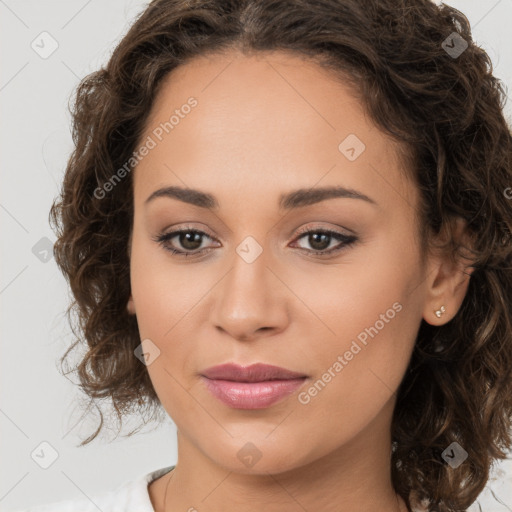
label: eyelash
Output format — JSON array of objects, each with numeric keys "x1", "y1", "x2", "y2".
[{"x1": 152, "y1": 225, "x2": 358, "y2": 259}]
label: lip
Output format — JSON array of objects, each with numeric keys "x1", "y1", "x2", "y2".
[
  {"x1": 200, "y1": 363, "x2": 308, "y2": 409},
  {"x1": 201, "y1": 362, "x2": 307, "y2": 382}
]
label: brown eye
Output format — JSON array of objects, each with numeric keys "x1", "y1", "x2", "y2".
[
  {"x1": 291, "y1": 228, "x2": 358, "y2": 256},
  {"x1": 153, "y1": 228, "x2": 218, "y2": 258},
  {"x1": 152, "y1": 227, "x2": 358, "y2": 258}
]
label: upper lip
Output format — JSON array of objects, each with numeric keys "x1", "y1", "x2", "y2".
[{"x1": 200, "y1": 363, "x2": 307, "y2": 382}]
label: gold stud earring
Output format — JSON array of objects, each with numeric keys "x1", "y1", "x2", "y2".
[{"x1": 435, "y1": 305, "x2": 446, "y2": 318}]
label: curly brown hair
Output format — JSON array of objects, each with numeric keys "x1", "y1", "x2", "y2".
[{"x1": 49, "y1": 0, "x2": 512, "y2": 510}]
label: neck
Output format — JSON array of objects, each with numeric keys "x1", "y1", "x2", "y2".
[{"x1": 149, "y1": 397, "x2": 409, "y2": 512}]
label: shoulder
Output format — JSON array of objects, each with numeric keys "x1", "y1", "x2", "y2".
[{"x1": 12, "y1": 466, "x2": 175, "y2": 512}]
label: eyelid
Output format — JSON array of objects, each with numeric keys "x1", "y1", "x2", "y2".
[
  {"x1": 153, "y1": 222, "x2": 358, "y2": 258},
  {"x1": 158, "y1": 223, "x2": 352, "y2": 243},
  {"x1": 293, "y1": 222, "x2": 355, "y2": 237}
]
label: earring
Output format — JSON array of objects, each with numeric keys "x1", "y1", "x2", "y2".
[{"x1": 435, "y1": 305, "x2": 446, "y2": 318}]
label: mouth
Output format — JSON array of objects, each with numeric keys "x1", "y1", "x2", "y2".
[
  {"x1": 200, "y1": 362, "x2": 308, "y2": 409},
  {"x1": 200, "y1": 362, "x2": 308, "y2": 382}
]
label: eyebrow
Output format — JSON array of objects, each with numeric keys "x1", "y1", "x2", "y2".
[{"x1": 144, "y1": 185, "x2": 378, "y2": 210}]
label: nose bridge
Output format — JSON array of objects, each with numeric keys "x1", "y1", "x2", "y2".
[
  {"x1": 210, "y1": 233, "x2": 288, "y2": 339},
  {"x1": 224, "y1": 234, "x2": 273, "y2": 311}
]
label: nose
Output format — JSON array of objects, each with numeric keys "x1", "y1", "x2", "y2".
[{"x1": 209, "y1": 245, "x2": 289, "y2": 342}]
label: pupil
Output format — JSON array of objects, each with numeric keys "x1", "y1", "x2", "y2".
[
  {"x1": 309, "y1": 233, "x2": 330, "y2": 250},
  {"x1": 181, "y1": 232, "x2": 202, "y2": 250}
]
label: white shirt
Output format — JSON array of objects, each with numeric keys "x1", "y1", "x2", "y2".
[
  {"x1": 14, "y1": 463, "x2": 511, "y2": 511},
  {"x1": 14, "y1": 466, "x2": 175, "y2": 512}
]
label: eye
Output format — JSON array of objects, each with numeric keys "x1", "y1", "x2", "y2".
[
  {"x1": 152, "y1": 225, "x2": 358, "y2": 258},
  {"x1": 152, "y1": 226, "x2": 218, "y2": 258},
  {"x1": 290, "y1": 226, "x2": 358, "y2": 256}
]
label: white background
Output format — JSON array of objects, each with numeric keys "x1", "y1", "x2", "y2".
[{"x1": 1, "y1": 1, "x2": 511, "y2": 511}]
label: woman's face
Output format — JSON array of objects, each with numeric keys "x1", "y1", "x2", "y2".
[{"x1": 127, "y1": 49, "x2": 432, "y2": 474}]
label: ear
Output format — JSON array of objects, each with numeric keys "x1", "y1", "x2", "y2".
[
  {"x1": 127, "y1": 293, "x2": 136, "y2": 315},
  {"x1": 126, "y1": 230, "x2": 136, "y2": 315},
  {"x1": 422, "y1": 216, "x2": 476, "y2": 326}
]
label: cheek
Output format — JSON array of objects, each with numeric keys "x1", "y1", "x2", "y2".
[
  {"x1": 128, "y1": 235, "x2": 193, "y2": 398},
  {"x1": 291, "y1": 294, "x2": 418, "y2": 451},
  {"x1": 295, "y1": 241, "x2": 422, "y2": 427},
  {"x1": 129, "y1": 230, "x2": 203, "y2": 335}
]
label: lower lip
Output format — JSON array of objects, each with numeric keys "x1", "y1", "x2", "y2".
[{"x1": 200, "y1": 376, "x2": 307, "y2": 409}]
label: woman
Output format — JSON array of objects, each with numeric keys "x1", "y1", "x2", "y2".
[{"x1": 19, "y1": 0, "x2": 512, "y2": 511}]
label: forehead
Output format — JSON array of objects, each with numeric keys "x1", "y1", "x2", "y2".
[{"x1": 133, "y1": 50, "x2": 414, "y2": 214}]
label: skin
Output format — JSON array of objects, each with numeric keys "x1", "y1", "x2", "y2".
[{"x1": 126, "y1": 49, "x2": 473, "y2": 512}]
